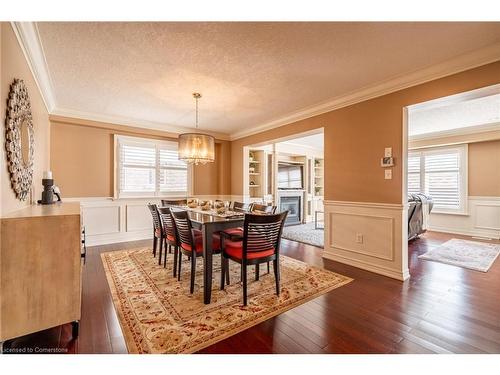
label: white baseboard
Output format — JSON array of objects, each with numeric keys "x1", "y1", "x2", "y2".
[
  {"x1": 428, "y1": 227, "x2": 500, "y2": 240},
  {"x1": 323, "y1": 251, "x2": 410, "y2": 281}
]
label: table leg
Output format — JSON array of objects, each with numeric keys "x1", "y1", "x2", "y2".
[{"x1": 202, "y1": 224, "x2": 214, "y2": 304}]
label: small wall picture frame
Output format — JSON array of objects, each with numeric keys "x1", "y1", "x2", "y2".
[{"x1": 381, "y1": 157, "x2": 394, "y2": 167}]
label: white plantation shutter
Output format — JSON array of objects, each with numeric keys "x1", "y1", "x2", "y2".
[
  {"x1": 120, "y1": 144, "x2": 156, "y2": 193},
  {"x1": 159, "y1": 148, "x2": 188, "y2": 193},
  {"x1": 407, "y1": 154, "x2": 421, "y2": 195},
  {"x1": 424, "y1": 151, "x2": 461, "y2": 210},
  {"x1": 408, "y1": 145, "x2": 467, "y2": 214},
  {"x1": 117, "y1": 136, "x2": 188, "y2": 197}
]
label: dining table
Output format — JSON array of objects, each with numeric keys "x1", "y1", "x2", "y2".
[{"x1": 161, "y1": 204, "x2": 245, "y2": 304}]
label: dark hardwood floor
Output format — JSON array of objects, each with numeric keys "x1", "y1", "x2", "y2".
[{"x1": 4, "y1": 231, "x2": 500, "y2": 354}]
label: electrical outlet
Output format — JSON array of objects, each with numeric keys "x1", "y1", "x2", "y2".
[
  {"x1": 385, "y1": 169, "x2": 392, "y2": 179},
  {"x1": 355, "y1": 233, "x2": 363, "y2": 244}
]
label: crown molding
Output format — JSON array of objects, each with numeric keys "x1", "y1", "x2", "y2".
[
  {"x1": 11, "y1": 22, "x2": 56, "y2": 112},
  {"x1": 409, "y1": 122, "x2": 500, "y2": 142},
  {"x1": 50, "y1": 108, "x2": 231, "y2": 141},
  {"x1": 229, "y1": 43, "x2": 500, "y2": 140}
]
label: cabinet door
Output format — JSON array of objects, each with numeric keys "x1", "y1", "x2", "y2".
[{"x1": 0, "y1": 215, "x2": 81, "y2": 341}]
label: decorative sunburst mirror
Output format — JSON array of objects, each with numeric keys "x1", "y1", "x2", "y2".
[{"x1": 4, "y1": 79, "x2": 35, "y2": 201}]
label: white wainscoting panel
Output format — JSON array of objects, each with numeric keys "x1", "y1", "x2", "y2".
[
  {"x1": 84, "y1": 206, "x2": 121, "y2": 236},
  {"x1": 429, "y1": 196, "x2": 500, "y2": 239},
  {"x1": 323, "y1": 201, "x2": 409, "y2": 281},
  {"x1": 126, "y1": 204, "x2": 152, "y2": 232}
]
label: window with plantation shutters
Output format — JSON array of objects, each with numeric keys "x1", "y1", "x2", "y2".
[
  {"x1": 116, "y1": 136, "x2": 189, "y2": 198},
  {"x1": 407, "y1": 154, "x2": 421, "y2": 195},
  {"x1": 408, "y1": 145, "x2": 467, "y2": 214}
]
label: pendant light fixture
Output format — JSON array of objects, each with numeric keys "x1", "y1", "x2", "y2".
[{"x1": 178, "y1": 93, "x2": 215, "y2": 165}]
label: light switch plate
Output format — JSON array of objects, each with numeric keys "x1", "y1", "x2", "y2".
[
  {"x1": 385, "y1": 169, "x2": 392, "y2": 179},
  {"x1": 385, "y1": 147, "x2": 392, "y2": 157}
]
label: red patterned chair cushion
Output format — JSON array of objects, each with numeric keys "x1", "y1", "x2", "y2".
[
  {"x1": 223, "y1": 239, "x2": 274, "y2": 260},
  {"x1": 180, "y1": 232, "x2": 221, "y2": 253}
]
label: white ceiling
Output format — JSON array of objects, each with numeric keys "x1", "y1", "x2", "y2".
[
  {"x1": 280, "y1": 133, "x2": 324, "y2": 150},
  {"x1": 33, "y1": 22, "x2": 500, "y2": 138},
  {"x1": 409, "y1": 93, "x2": 500, "y2": 137}
]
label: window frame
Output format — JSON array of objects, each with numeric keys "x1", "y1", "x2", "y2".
[
  {"x1": 408, "y1": 144, "x2": 468, "y2": 215},
  {"x1": 114, "y1": 135, "x2": 192, "y2": 199}
]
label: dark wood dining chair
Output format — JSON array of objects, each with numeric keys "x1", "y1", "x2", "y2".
[
  {"x1": 250, "y1": 203, "x2": 277, "y2": 214},
  {"x1": 158, "y1": 207, "x2": 180, "y2": 276},
  {"x1": 171, "y1": 209, "x2": 222, "y2": 294},
  {"x1": 222, "y1": 202, "x2": 278, "y2": 251},
  {"x1": 161, "y1": 199, "x2": 187, "y2": 206},
  {"x1": 220, "y1": 211, "x2": 288, "y2": 306},
  {"x1": 147, "y1": 203, "x2": 164, "y2": 263},
  {"x1": 232, "y1": 201, "x2": 251, "y2": 212}
]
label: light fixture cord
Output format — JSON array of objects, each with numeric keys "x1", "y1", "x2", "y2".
[{"x1": 195, "y1": 96, "x2": 199, "y2": 129}]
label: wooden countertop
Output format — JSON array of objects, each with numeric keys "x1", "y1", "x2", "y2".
[{"x1": 1, "y1": 202, "x2": 81, "y2": 219}]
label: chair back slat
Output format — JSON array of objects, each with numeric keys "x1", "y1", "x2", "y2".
[
  {"x1": 162, "y1": 199, "x2": 187, "y2": 206},
  {"x1": 232, "y1": 201, "x2": 251, "y2": 212},
  {"x1": 251, "y1": 203, "x2": 277, "y2": 214},
  {"x1": 147, "y1": 203, "x2": 161, "y2": 232},
  {"x1": 243, "y1": 212, "x2": 288, "y2": 257},
  {"x1": 158, "y1": 207, "x2": 177, "y2": 242},
  {"x1": 171, "y1": 209, "x2": 194, "y2": 249}
]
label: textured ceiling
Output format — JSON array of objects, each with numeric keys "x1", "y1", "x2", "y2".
[
  {"x1": 37, "y1": 22, "x2": 500, "y2": 136},
  {"x1": 409, "y1": 93, "x2": 500, "y2": 136}
]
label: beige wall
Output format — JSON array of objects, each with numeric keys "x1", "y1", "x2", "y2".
[
  {"x1": 231, "y1": 61, "x2": 500, "y2": 204},
  {"x1": 1, "y1": 23, "x2": 50, "y2": 216},
  {"x1": 50, "y1": 117, "x2": 231, "y2": 197},
  {"x1": 469, "y1": 140, "x2": 500, "y2": 197}
]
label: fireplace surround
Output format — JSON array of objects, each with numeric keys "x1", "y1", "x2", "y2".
[{"x1": 278, "y1": 191, "x2": 303, "y2": 226}]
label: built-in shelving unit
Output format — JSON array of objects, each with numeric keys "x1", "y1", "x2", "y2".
[
  {"x1": 313, "y1": 158, "x2": 324, "y2": 197},
  {"x1": 248, "y1": 150, "x2": 265, "y2": 198}
]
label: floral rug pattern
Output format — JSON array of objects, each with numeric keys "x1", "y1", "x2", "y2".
[{"x1": 101, "y1": 247, "x2": 352, "y2": 353}]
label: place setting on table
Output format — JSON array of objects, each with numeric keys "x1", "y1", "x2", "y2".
[{"x1": 166, "y1": 198, "x2": 247, "y2": 219}]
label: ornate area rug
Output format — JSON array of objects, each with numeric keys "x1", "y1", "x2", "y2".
[
  {"x1": 282, "y1": 222, "x2": 324, "y2": 248},
  {"x1": 101, "y1": 247, "x2": 352, "y2": 353},
  {"x1": 419, "y1": 238, "x2": 500, "y2": 272}
]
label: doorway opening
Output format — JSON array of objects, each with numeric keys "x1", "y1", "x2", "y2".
[
  {"x1": 242, "y1": 128, "x2": 325, "y2": 247},
  {"x1": 404, "y1": 83, "x2": 500, "y2": 273}
]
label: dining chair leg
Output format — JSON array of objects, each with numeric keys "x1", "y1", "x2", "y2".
[
  {"x1": 220, "y1": 255, "x2": 226, "y2": 290},
  {"x1": 225, "y1": 258, "x2": 230, "y2": 285},
  {"x1": 267, "y1": 261, "x2": 270, "y2": 274},
  {"x1": 163, "y1": 242, "x2": 168, "y2": 268},
  {"x1": 242, "y1": 261, "x2": 248, "y2": 306},
  {"x1": 178, "y1": 252, "x2": 182, "y2": 281},
  {"x1": 158, "y1": 236, "x2": 163, "y2": 265},
  {"x1": 190, "y1": 254, "x2": 196, "y2": 294},
  {"x1": 273, "y1": 259, "x2": 280, "y2": 296},
  {"x1": 169, "y1": 245, "x2": 172, "y2": 254},
  {"x1": 255, "y1": 264, "x2": 260, "y2": 281},
  {"x1": 173, "y1": 246, "x2": 178, "y2": 277},
  {"x1": 152, "y1": 236, "x2": 157, "y2": 257}
]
